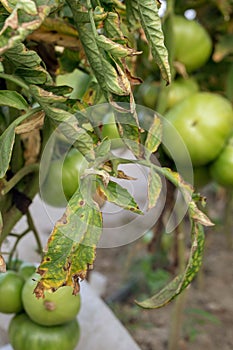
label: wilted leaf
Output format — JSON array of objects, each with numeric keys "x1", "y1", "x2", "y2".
[
  {"x1": 117, "y1": 170, "x2": 136, "y2": 180},
  {"x1": 136, "y1": 222, "x2": 205, "y2": 308},
  {"x1": 3, "y1": 43, "x2": 52, "y2": 86},
  {"x1": 101, "y1": 56, "x2": 131, "y2": 96},
  {"x1": 20, "y1": 129, "x2": 41, "y2": 165},
  {"x1": 104, "y1": 12, "x2": 125, "y2": 39},
  {"x1": 98, "y1": 179, "x2": 143, "y2": 214},
  {"x1": 97, "y1": 35, "x2": 140, "y2": 58},
  {"x1": 15, "y1": 110, "x2": 45, "y2": 134},
  {"x1": 145, "y1": 114, "x2": 162, "y2": 154},
  {"x1": 0, "y1": 0, "x2": 51, "y2": 55},
  {"x1": 148, "y1": 167, "x2": 162, "y2": 209},
  {"x1": 30, "y1": 85, "x2": 67, "y2": 104},
  {"x1": 189, "y1": 202, "x2": 214, "y2": 227},
  {"x1": 35, "y1": 189, "x2": 102, "y2": 297},
  {"x1": 40, "y1": 85, "x2": 73, "y2": 96},
  {"x1": 113, "y1": 107, "x2": 141, "y2": 157},
  {"x1": 3, "y1": 43, "x2": 41, "y2": 68},
  {"x1": 0, "y1": 254, "x2": 6, "y2": 273},
  {"x1": 137, "y1": 0, "x2": 171, "y2": 84},
  {"x1": 0, "y1": 90, "x2": 28, "y2": 110},
  {"x1": 15, "y1": 67, "x2": 48, "y2": 85}
]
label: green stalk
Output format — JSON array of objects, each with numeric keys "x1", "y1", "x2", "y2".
[{"x1": 1, "y1": 163, "x2": 39, "y2": 195}]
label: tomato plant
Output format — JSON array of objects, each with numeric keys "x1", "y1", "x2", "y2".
[
  {"x1": 210, "y1": 135, "x2": 233, "y2": 187},
  {"x1": 22, "y1": 274, "x2": 81, "y2": 326},
  {"x1": 9, "y1": 313, "x2": 80, "y2": 350},
  {"x1": 163, "y1": 92, "x2": 233, "y2": 166},
  {"x1": 0, "y1": 271, "x2": 24, "y2": 314},
  {"x1": 173, "y1": 15, "x2": 213, "y2": 72},
  {"x1": 0, "y1": 4, "x2": 232, "y2": 350}
]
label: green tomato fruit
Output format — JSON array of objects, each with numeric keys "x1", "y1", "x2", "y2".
[
  {"x1": 163, "y1": 92, "x2": 233, "y2": 166},
  {"x1": 165, "y1": 77, "x2": 199, "y2": 109},
  {"x1": 138, "y1": 81, "x2": 159, "y2": 109},
  {"x1": 0, "y1": 270, "x2": 24, "y2": 314},
  {"x1": 9, "y1": 313, "x2": 80, "y2": 350},
  {"x1": 173, "y1": 15, "x2": 212, "y2": 72},
  {"x1": 102, "y1": 113, "x2": 125, "y2": 149},
  {"x1": 18, "y1": 262, "x2": 36, "y2": 281},
  {"x1": 41, "y1": 148, "x2": 88, "y2": 207},
  {"x1": 210, "y1": 135, "x2": 233, "y2": 187},
  {"x1": 22, "y1": 274, "x2": 81, "y2": 326}
]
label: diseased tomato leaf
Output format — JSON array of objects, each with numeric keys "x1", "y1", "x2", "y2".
[
  {"x1": 98, "y1": 179, "x2": 143, "y2": 215},
  {"x1": 147, "y1": 167, "x2": 162, "y2": 210},
  {"x1": 0, "y1": 91, "x2": 28, "y2": 110},
  {"x1": 137, "y1": 0, "x2": 171, "y2": 84},
  {"x1": 35, "y1": 188, "x2": 102, "y2": 298},
  {"x1": 0, "y1": 254, "x2": 6, "y2": 273},
  {"x1": 136, "y1": 222, "x2": 205, "y2": 308},
  {"x1": 145, "y1": 114, "x2": 162, "y2": 155},
  {"x1": 114, "y1": 107, "x2": 141, "y2": 158}
]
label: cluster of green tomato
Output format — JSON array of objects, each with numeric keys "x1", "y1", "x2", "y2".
[
  {"x1": 0, "y1": 262, "x2": 81, "y2": 350},
  {"x1": 140, "y1": 15, "x2": 233, "y2": 189}
]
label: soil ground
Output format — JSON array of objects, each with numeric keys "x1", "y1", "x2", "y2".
[{"x1": 93, "y1": 212, "x2": 233, "y2": 350}]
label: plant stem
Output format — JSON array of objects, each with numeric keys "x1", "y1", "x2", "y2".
[
  {"x1": 8, "y1": 228, "x2": 30, "y2": 266},
  {"x1": 26, "y1": 211, "x2": 43, "y2": 255},
  {"x1": 1, "y1": 163, "x2": 39, "y2": 195}
]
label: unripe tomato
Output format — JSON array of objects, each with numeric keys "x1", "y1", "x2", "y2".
[
  {"x1": 163, "y1": 92, "x2": 233, "y2": 166},
  {"x1": 210, "y1": 135, "x2": 233, "y2": 187},
  {"x1": 138, "y1": 80, "x2": 159, "y2": 109},
  {"x1": 41, "y1": 148, "x2": 88, "y2": 207},
  {"x1": 9, "y1": 313, "x2": 80, "y2": 350},
  {"x1": 173, "y1": 16, "x2": 213, "y2": 72},
  {"x1": 22, "y1": 274, "x2": 81, "y2": 326},
  {"x1": 165, "y1": 77, "x2": 199, "y2": 109},
  {"x1": 102, "y1": 113, "x2": 125, "y2": 149},
  {"x1": 18, "y1": 262, "x2": 36, "y2": 281},
  {"x1": 0, "y1": 270, "x2": 24, "y2": 314}
]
